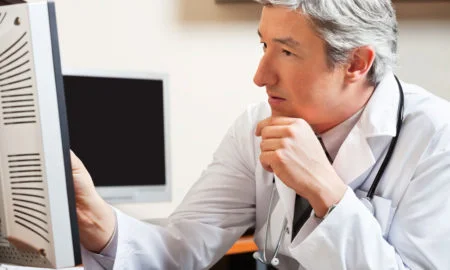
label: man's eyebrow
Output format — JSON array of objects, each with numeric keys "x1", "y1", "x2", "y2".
[{"x1": 257, "y1": 29, "x2": 300, "y2": 49}]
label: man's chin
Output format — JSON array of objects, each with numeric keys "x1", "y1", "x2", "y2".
[
  {"x1": 269, "y1": 107, "x2": 284, "y2": 117},
  {"x1": 269, "y1": 107, "x2": 298, "y2": 118}
]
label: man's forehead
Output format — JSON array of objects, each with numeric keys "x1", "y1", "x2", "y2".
[
  {"x1": 259, "y1": 7, "x2": 310, "y2": 32},
  {"x1": 258, "y1": 6, "x2": 315, "y2": 43}
]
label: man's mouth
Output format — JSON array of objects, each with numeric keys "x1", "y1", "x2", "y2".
[
  {"x1": 270, "y1": 96, "x2": 285, "y2": 100},
  {"x1": 267, "y1": 91, "x2": 285, "y2": 100},
  {"x1": 268, "y1": 94, "x2": 286, "y2": 105}
]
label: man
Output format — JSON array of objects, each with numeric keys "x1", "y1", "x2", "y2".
[{"x1": 76, "y1": 0, "x2": 450, "y2": 269}]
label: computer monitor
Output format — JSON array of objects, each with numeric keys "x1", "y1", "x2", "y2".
[
  {"x1": 62, "y1": 69, "x2": 171, "y2": 205},
  {"x1": 0, "y1": 0, "x2": 81, "y2": 268}
]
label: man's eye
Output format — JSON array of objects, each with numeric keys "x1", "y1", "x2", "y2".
[
  {"x1": 261, "y1": 42, "x2": 267, "y2": 51},
  {"x1": 282, "y1": 49, "x2": 292, "y2": 56}
]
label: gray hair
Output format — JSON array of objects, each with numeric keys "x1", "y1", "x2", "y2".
[{"x1": 255, "y1": 0, "x2": 398, "y2": 85}]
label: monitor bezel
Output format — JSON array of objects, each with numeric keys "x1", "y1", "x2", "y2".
[{"x1": 61, "y1": 68, "x2": 172, "y2": 205}]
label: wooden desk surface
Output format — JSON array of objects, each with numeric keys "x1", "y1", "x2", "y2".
[{"x1": 226, "y1": 235, "x2": 258, "y2": 255}]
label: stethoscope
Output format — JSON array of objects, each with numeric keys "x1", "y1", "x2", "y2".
[{"x1": 253, "y1": 75, "x2": 405, "y2": 267}]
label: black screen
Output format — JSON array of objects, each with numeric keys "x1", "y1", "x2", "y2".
[{"x1": 63, "y1": 75, "x2": 165, "y2": 187}]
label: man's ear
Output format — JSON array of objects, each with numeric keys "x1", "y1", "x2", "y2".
[{"x1": 345, "y1": 46, "x2": 376, "y2": 83}]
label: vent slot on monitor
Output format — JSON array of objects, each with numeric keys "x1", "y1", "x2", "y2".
[
  {"x1": 0, "y1": 12, "x2": 6, "y2": 25},
  {"x1": 8, "y1": 153, "x2": 50, "y2": 243},
  {"x1": 0, "y1": 31, "x2": 36, "y2": 126}
]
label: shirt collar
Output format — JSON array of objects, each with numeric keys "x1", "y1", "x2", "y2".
[{"x1": 319, "y1": 108, "x2": 364, "y2": 162}]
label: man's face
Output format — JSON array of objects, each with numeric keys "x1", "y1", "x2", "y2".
[{"x1": 254, "y1": 6, "x2": 347, "y2": 132}]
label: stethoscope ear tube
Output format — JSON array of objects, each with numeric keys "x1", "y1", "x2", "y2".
[{"x1": 367, "y1": 75, "x2": 404, "y2": 200}]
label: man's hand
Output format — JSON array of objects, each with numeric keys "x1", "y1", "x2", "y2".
[
  {"x1": 255, "y1": 117, "x2": 347, "y2": 217},
  {"x1": 71, "y1": 150, "x2": 116, "y2": 253}
]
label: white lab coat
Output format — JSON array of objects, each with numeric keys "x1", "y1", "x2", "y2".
[{"x1": 83, "y1": 72, "x2": 450, "y2": 270}]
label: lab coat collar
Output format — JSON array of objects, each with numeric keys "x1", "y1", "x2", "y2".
[
  {"x1": 333, "y1": 71, "x2": 400, "y2": 185},
  {"x1": 358, "y1": 71, "x2": 399, "y2": 138}
]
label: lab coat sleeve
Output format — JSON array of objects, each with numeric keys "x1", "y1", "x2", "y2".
[
  {"x1": 79, "y1": 209, "x2": 118, "y2": 269},
  {"x1": 82, "y1": 109, "x2": 257, "y2": 270},
  {"x1": 293, "y1": 149, "x2": 450, "y2": 269},
  {"x1": 81, "y1": 244, "x2": 115, "y2": 270}
]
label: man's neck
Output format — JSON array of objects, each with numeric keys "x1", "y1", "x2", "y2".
[{"x1": 312, "y1": 82, "x2": 375, "y2": 134}]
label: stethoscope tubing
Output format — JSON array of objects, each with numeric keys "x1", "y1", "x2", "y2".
[{"x1": 367, "y1": 75, "x2": 404, "y2": 199}]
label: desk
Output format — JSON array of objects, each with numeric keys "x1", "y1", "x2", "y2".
[
  {"x1": 1, "y1": 237, "x2": 259, "y2": 270},
  {"x1": 226, "y1": 235, "x2": 258, "y2": 255},
  {"x1": 0, "y1": 266, "x2": 82, "y2": 270}
]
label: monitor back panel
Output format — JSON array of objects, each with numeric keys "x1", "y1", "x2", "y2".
[{"x1": 0, "y1": 1, "x2": 81, "y2": 268}]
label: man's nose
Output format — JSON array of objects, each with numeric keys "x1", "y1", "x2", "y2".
[{"x1": 253, "y1": 55, "x2": 277, "y2": 87}]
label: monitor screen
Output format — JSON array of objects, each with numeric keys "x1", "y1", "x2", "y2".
[
  {"x1": 0, "y1": 0, "x2": 81, "y2": 268},
  {"x1": 62, "y1": 70, "x2": 171, "y2": 204}
]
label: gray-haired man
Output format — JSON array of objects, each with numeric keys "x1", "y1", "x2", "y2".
[{"x1": 76, "y1": 1, "x2": 450, "y2": 269}]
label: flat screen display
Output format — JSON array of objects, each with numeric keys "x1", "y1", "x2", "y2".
[{"x1": 63, "y1": 75, "x2": 166, "y2": 187}]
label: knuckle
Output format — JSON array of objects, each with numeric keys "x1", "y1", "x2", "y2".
[
  {"x1": 256, "y1": 122, "x2": 263, "y2": 132},
  {"x1": 274, "y1": 149, "x2": 284, "y2": 161},
  {"x1": 286, "y1": 126, "x2": 296, "y2": 137},
  {"x1": 297, "y1": 118, "x2": 310, "y2": 130},
  {"x1": 269, "y1": 117, "x2": 275, "y2": 125},
  {"x1": 259, "y1": 153, "x2": 266, "y2": 163},
  {"x1": 274, "y1": 149, "x2": 289, "y2": 167},
  {"x1": 260, "y1": 140, "x2": 265, "y2": 150},
  {"x1": 280, "y1": 138, "x2": 288, "y2": 148},
  {"x1": 260, "y1": 127, "x2": 267, "y2": 138},
  {"x1": 296, "y1": 118, "x2": 307, "y2": 125}
]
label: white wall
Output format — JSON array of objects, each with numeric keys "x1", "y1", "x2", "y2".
[
  {"x1": 53, "y1": 0, "x2": 450, "y2": 220},
  {"x1": 395, "y1": 2, "x2": 450, "y2": 100}
]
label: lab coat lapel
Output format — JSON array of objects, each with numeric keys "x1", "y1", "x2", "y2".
[
  {"x1": 274, "y1": 174, "x2": 295, "y2": 226},
  {"x1": 333, "y1": 126, "x2": 375, "y2": 184},
  {"x1": 332, "y1": 72, "x2": 399, "y2": 185}
]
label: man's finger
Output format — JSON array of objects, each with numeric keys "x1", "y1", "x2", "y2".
[
  {"x1": 255, "y1": 116, "x2": 298, "y2": 136},
  {"x1": 255, "y1": 117, "x2": 271, "y2": 136},
  {"x1": 260, "y1": 125, "x2": 294, "y2": 139},
  {"x1": 269, "y1": 116, "x2": 298, "y2": 125},
  {"x1": 70, "y1": 149, "x2": 84, "y2": 172},
  {"x1": 260, "y1": 138, "x2": 286, "y2": 151},
  {"x1": 259, "y1": 151, "x2": 274, "y2": 172}
]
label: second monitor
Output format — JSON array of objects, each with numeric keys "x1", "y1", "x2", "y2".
[{"x1": 62, "y1": 69, "x2": 171, "y2": 204}]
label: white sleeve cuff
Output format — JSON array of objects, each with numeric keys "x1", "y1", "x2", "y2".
[{"x1": 81, "y1": 209, "x2": 118, "y2": 270}]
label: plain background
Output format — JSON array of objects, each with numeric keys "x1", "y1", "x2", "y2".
[{"x1": 53, "y1": 0, "x2": 450, "y2": 220}]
